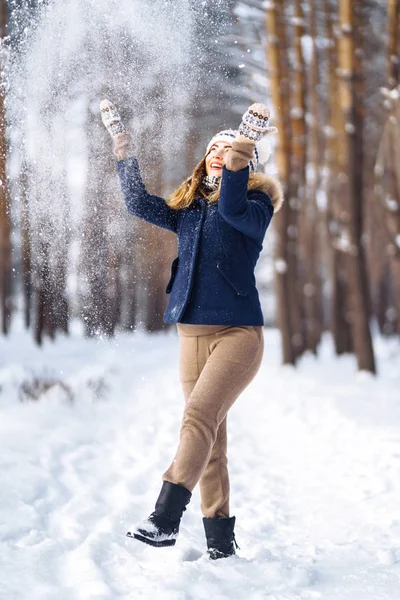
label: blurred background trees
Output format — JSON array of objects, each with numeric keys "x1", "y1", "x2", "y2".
[
  {"x1": 237, "y1": 0, "x2": 399, "y2": 373},
  {"x1": 0, "y1": 0, "x2": 399, "y2": 374}
]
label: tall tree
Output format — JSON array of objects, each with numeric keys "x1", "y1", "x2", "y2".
[
  {"x1": 289, "y1": 0, "x2": 307, "y2": 358},
  {"x1": 336, "y1": 0, "x2": 376, "y2": 372},
  {"x1": 388, "y1": 0, "x2": 400, "y2": 88},
  {"x1": 0, "y1": 0, "x2": 11, "y2": 334},
  {"x1": 19, "y1": 162, "x2": 31, "y2": 328},
  {"x1": 323, "y1": 0, "x2": 353, "y2": 355},
  {"x1": 374, "y1": 1, "x2": 400, "y2": 336},
  {"x1": 265, "y1": 0, "x2": 296, "y2": 365},
  {"x1": 299, "y1": 0, "x2": 323, "y2": 354}
]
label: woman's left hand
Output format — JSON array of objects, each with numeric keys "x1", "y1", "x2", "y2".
[{"x1": 238, "y1": 103, "x2": 278, "y2": 142}]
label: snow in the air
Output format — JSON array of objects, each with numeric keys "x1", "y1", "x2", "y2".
[{"x1": 1, "y1": 321, "x2": 400, "y2": 600}]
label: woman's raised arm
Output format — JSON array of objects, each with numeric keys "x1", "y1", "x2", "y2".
[
  {"x1": 218, "y1": 103, "x2": 277, "y2": 240},
  {"x1": 100, "y1": 100, "x2": 179, "y2": 234}
]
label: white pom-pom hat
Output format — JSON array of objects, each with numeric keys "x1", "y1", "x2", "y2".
[{"x1": 205, "y1": 129, "x2": 272, "y2": 172}]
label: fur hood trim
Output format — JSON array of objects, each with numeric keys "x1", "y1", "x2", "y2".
[{"x1": 248, "y1": 172, "x2": 284, "y2": 213}]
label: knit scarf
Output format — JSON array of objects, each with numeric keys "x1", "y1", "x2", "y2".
[{"x1": 202, "y1": 175, "x2": 221, "y2": 191}]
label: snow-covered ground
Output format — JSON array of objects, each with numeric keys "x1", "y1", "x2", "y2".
[{"x1": 1, "y1": 324, "x2": 400, "y2": 600}]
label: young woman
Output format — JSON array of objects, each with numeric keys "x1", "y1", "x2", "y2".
[{"x1": 100, "y1": 100, "x2": 283, "y2": 559}]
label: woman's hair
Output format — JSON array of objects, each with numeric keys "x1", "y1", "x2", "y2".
[
  {"x1": 167, "y1": 156, "x2": 210, "y2": 209},
  {"x1": 167, "y1": 155, "x2": 265, "y2": 210}
]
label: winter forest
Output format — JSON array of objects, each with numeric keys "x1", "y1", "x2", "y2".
[
  {"x1": 1, "y1": 1, "x2": 400, "y2": 599},
  {"x1": 0, "y1": 0, "x2": 398, "y2": 371}
]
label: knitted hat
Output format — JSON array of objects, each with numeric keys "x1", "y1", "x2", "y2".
[
  {"x1": 205, "y1": 129, "x2": 271, "y2": 172},
  {"x1": 206, "y1": 130, "x2": 237, "y2": 155}
]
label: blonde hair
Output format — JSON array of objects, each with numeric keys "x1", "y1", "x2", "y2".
[
  {"x1": 167, "y1": 157, "x2": 209, "y2": 209},
  {"x1": 167, "y1": 157, "x2": 265, "y2": 210}
]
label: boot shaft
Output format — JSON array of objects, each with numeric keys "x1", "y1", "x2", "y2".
[
  {"x1": 155, "y1": 481, "x2": 192, "y2": 522},
  {"x1": 203, "y1": 516, "x2": 237, "y2": 559}
]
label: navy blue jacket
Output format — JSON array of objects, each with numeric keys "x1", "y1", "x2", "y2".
[{"x1": 117, "y1": 157, "x2": 274, "y2": 326}]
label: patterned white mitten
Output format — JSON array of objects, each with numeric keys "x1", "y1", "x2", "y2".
[
  {"x1": 226, "y1": 103, "x2": 278, "y2": 172},
  {"x1": 100, "y1": 99, "x2": 131, "y2": 160},
  {"x1": 100, "y1": 99, "x2": 126, "y2": 136},
  {"x1": 238, "y1": 103, "x2": 278, "y2": 142}
]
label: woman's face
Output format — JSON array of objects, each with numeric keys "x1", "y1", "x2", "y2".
[{"x1": 205, "y1": 141, "x2": 232, "y2": 177}]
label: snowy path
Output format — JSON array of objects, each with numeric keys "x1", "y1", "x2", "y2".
[{"x1": 1, "y1": 328, "x2": 400, "y2": 599}]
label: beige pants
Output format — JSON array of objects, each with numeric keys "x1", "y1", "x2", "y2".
[{"x1": 163, "y1": 324, "x2": 264, "y2": 518}]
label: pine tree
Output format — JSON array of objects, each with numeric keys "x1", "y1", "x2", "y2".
[{"x1": 0, "y1": 0, "x2": 12, "y2": 335}]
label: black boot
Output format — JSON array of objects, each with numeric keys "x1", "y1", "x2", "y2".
[
  {"x1": 127, "y1": 481, "x2": 191, "y2": 548},
  {"x1": 203, "y1": 516, "x2": 239, "y2": 559}
]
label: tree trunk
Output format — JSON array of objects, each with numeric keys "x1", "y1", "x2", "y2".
[
  {"x1": 299, "y1": 0, "x2": 323, "y2": 354},
  {"x1": 20, "y1": 162, "x2": 32, "y2": 329},
  {"x1": 287, "y1": 0, "x2": 307, "y2": 359},
  {"x1": 265, "y1": 0, "x2": 295, "y2": 365},
  {"x1": 388, "y1": 0, "x2": 400, "y2": 88},
  {"x1": 337, "y1": 0, "x2": 376, "y2": 373},
  {"x1": 81, "y1": 106, "x2": 116, "y2": 337},
  {"x1": 138, "y1": 100, "x2": 170, "y2": 334},
  {"x1": 34, "y1": 243, "x2": 50, "y2": 346},
  {"x1": 323, "y1": 0, "x2": 353, "y2": 354},
  {"x1": 0, "y1": 0, "x2": 11, "y2": 335}
]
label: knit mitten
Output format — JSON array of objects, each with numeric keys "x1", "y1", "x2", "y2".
[
  {"x1": 100, "y1": 99, "x2": 131, "y2": 160},
  {"x1": 225, "y1": 103, "x2": 278, "y2": 172}
]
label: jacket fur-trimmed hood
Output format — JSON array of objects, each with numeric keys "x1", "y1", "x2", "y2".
[{"x1": 247, "y1": 172, "x2": 284, "y2": 213}]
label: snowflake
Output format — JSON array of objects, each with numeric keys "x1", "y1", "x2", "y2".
[{"x1": 274, "y1": 258, "x2": 287, "y2": 274}]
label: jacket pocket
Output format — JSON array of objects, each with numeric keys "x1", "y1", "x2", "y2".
[
  {"x1": 216, "y1": 257, "x2": 249, "y2": 297},
  {"x1": 166, "y1": 256, "x2": 179, "y2": 294}
]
